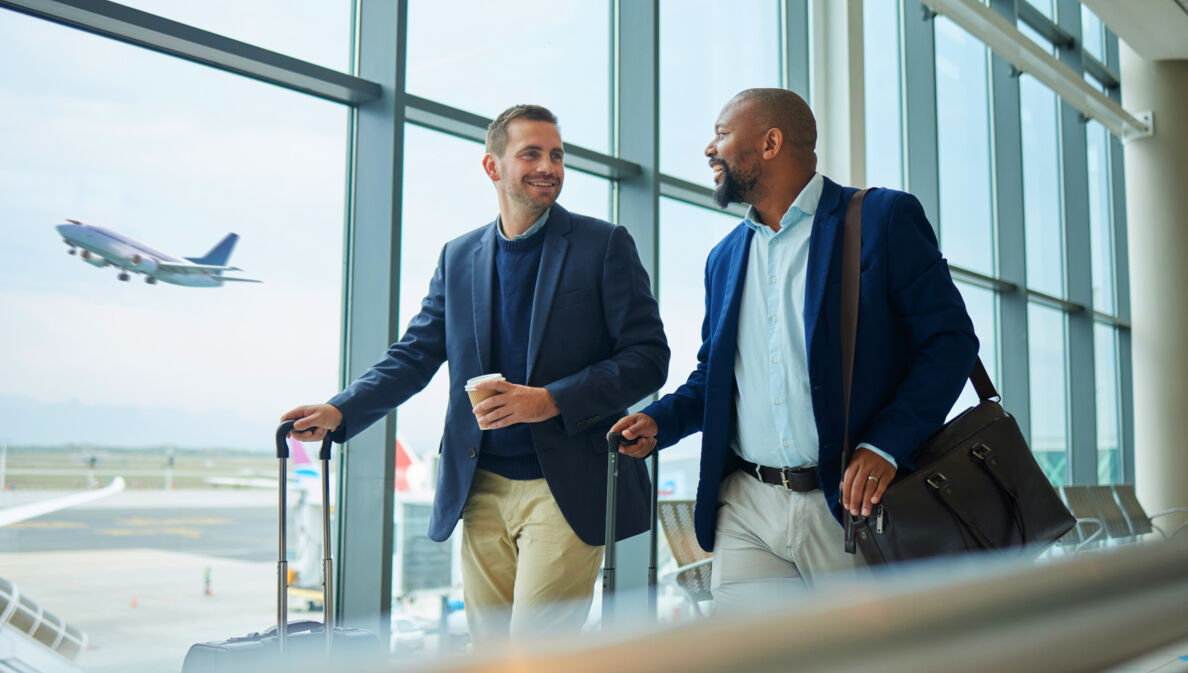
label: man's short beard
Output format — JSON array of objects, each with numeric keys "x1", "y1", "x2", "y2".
[{"x1": 713, "y1": 156, "x2": 759, "y2": 209}]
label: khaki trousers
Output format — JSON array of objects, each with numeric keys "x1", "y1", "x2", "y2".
[
  {"x1": 710, "y1": 469, "x2": 868, "y2": 614},
  {"x1": 460, "y1": 469, "x2": 604, "y2": 647}
]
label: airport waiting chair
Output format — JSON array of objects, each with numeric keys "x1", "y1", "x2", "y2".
[
  {"x1": 1085, "y1": 485, "x2": 1135, "y2": 541},
  {"x1": 657, "y1": 500, "x2": 713, "y2": 616},
  {"x1": 1057, "y1": 485, "x2": 1106, "y2": 552},
  {"x1": 1111, "y1": 484, "x2": 1188, "y2": 540}
]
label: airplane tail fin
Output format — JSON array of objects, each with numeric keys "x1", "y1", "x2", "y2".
[
  {"x1": 185, "y1": 233, "x2": 239, "y2": 267},
  {"x1": 289, "y1": 437, "x2": 320, "y2": 479}
]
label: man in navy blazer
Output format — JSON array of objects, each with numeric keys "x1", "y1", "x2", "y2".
[
  {"x1": 612, "y1": 89, "x2": 977, "y2": 609},
  {"x1": 284, "y1": 105, "x2": 668, "y2": 644}
]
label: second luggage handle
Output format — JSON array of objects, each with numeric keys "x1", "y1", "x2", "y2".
[{"x1": 275, "y1": 421, "x2": 335, "y2": 656}]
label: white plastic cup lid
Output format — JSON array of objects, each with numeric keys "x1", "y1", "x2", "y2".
[{"x1": 465, "y1": 373, "x2": 505, "y2": 390}]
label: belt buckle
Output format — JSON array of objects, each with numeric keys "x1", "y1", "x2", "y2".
[{"x1": 780, "y1": 468, "x2": 792, "y2": 490}]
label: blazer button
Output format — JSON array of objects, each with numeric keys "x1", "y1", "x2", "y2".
[{"x1": 468, "y1": 448, "x2": 477, "y2": 459}]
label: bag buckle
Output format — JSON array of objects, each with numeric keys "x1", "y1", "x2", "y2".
[
  {"x1": 971, "y1": 443, "x2": 991, "y2": 460},
  {"x1": 925, "y1": 472, "x2": 948, "y2": 490}
]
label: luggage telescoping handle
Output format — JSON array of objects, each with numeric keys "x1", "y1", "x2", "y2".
[
  {"x1": 604, "y1": 432, "x2": 657, "y2": 625},
  {"x1": 275, "y1": 421, "x2": 335, "y2": 655},
  {"x1": 602, "y1": 433, "x2": 623, "y2": 617}
]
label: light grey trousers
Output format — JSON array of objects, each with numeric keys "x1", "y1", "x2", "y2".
[{"x1": 710, "y1": 469, "x2": 868, "y2": 614}]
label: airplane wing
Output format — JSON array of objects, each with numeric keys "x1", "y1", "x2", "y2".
[
  {"x1": 156, "y1": 261, "x2": 242, "y2": 274},
  {"x1": 217, "y1": 276, "x2": 263, "y2": 283},
  {"x1": 0, "y1": 477, "x2": 125, "y2": 528}
]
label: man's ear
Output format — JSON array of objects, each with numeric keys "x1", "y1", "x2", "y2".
[
  {"x1": 762, "y1": 128, "x2": 783, "y2": 159},
  {"x1": 482, "y1": 153, "x2": 500, "y2": 182}
]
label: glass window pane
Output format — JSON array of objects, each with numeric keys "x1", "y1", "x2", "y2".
[
  {"x1": 1028, "y1": 304, "x2": 1068, "y2": 485},
  {"x1": 656, "y1": 198, "x2": 738, "y2": 498},
  {"x1": 116, "y1": 0, "x2": 352, "y2": 71},
  {"x1": 1017, "y1": 20, "x2": 1056, "y2": 56},
  {"x1": 0, "y1": 11, "x2": 346, "y2": 671},
  {"x1": 935, "y1": 17, "x2": 995, "y2": 276},
  {"x1": 659, "y1": 0, "x2": 782, "y2": 184},
  {"x1": 1094, "y1": 323, "x2": 1121, "y2": 484},
  {"x1": 1087, "y1": 120, "x2": 1115, "y2": 314},
  {"x1": 1020, "y1": 75, "x2": 1065, "y2": 297},
  {"x1": 1025, "y1": 0, "x2": 1054, "y2": 22},
  {"x1": 1081, "y1": 6, "x2": 1105, "y2": 62},
  {"x1": 864, "y1": 0, "x2": 903, "y2": 191},
  {"x1": 949, "y1": 283, "x2": 997, "y2": 419},
  {"x1": 406, "y1": 0, "x2": 610, "y2": 153}
]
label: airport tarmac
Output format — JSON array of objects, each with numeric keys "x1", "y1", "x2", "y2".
[{"x1": 1, "y1": 489, "x2": 307, "y2": 672}]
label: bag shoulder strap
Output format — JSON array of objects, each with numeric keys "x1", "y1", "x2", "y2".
[
  {"x1": 839, "y1": 189, "x2": 868, "y2": 474},
  {"x1": 839, "y1": 190, "x2": 998, "y2": 473}
]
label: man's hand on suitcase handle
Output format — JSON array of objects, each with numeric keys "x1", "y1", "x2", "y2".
[
  {"x1": 608, "y1": 413, "x2": 658, "y2": 458},
  {"x1": 280, "y1": 404, "x2": 343, "y2": 442}
]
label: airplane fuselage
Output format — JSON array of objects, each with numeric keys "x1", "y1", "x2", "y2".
[{"x1": 55, "y1": 221, "x2": 258, "y2": 287}]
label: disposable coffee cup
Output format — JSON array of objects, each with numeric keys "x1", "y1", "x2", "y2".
[{"x1": 466, "y1": 373, "x2": 505, "y2": 430}]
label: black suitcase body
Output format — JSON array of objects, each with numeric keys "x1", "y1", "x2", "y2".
[
  {"x1": 183, "y1": 622, "x2": 379, "y2": 672},
  {"x1": 181, "y1": 422, "x2": 382, "y2": 672}
]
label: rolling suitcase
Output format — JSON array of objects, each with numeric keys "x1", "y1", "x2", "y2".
[
  {"x1": 181, "y1": 422, "x2": 382, "y2": 672},
  {"x1": 602, "y1": 432, "x2": 659, "y2": 625}
]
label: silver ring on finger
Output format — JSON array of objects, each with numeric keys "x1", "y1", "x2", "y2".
[{"x1": 867, "y1": 475, "x2": 880, "y2": 483}]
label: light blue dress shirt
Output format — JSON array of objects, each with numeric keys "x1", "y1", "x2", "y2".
[
  {"x1": 730, "y1": 174, "x2": 895, "y2": 470},
  {"x1": 496, "y1": 207, "x2": 550, "y2": 241}
]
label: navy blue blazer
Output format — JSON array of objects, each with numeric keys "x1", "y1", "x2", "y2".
[
  {"x1": 328, "y1": 205, "x2": 669, "y2": 545},
  {"x1": 641, "y1": 178, "x2": 978, "y2": 552}
]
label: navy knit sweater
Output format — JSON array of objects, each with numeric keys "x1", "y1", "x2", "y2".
[{"x1": 476, "y1": 227, "x2": 546, "y2": 480}]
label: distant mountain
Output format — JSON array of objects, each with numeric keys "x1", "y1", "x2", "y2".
[{"x1": 0, "y1": 395, "x2": 272, "y2": 451}]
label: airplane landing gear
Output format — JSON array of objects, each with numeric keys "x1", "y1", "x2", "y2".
[
  {"x1": 145, "y1": 276, "x2": 157, "y2": 285},
  {"x1": 67, "y1": 247, "x2": 76, "y2": 255},
  {"x1": 118, "y1": 272, "x2": 130, "y2": 281}
]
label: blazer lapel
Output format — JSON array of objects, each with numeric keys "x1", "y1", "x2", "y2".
[
  {"x1": 803, "y1": 177, "x2": 847, "y2": 358},
  {"x1": 716, "y1": 226, "x2": 754, "y2": 362},
  {"x1": 472, "y1": 222, "x2": 497, "y2": 373},
  {"x1": 526, "y1": 206, "x2": 571, "y2": 381}
]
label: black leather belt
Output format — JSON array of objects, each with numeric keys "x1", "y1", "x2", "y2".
[{"x1": 738, "y1": 459, "x2": 820, "y2": 492}]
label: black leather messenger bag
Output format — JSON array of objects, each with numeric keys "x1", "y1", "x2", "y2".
[{"x1": 838, "y1": 190, "x2": 1074, "y2": 565}]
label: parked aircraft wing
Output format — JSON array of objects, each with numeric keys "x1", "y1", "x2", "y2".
[{"x1": 0, "y1": 477, "x2": 125, "y2": 528}]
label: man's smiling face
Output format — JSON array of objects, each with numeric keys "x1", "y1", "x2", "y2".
[
  {"x1": 706, "y1": 98, "x2": 763, "y2": 208},
  {"x1": 490, "y1": 119, "x2": 565, "y2": 215}
]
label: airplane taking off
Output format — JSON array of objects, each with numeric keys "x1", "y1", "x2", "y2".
[{"x1": 54, "y1": 219, "x2": 261, "y2": 287}]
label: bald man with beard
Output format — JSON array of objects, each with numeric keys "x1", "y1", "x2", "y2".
[{"x1": 611, "y1": 88, "x2": 978, "y2": 610}]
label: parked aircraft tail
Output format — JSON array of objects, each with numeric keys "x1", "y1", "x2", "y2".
[{"x1": 185, "y1": 233, "x2": 239, "y2": 267}]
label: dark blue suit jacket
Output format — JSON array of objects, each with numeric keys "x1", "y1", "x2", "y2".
[
  {"x1": 641, "y1": 178, "x2": 978, "y2": 552},
  {"x1": 328, "y1": 205, "x2": 669, "y2": 545}
]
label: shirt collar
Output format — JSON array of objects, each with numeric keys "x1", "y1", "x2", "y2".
[
  {"x1": 743, "y1": 173, "x2": 824, "y2": 234},
  {"x1": 497, "y1": 207, "x2": 551, "y2": 241}
]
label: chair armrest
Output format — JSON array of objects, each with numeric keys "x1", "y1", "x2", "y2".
[
  {"x1": 1148, "y1": 508, "x2": 1188, "y2": 539},
  {"x1": 1075, "y1": 518, "x2": 1104, "y2": 553}
]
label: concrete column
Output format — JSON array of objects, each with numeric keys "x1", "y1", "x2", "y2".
[{"x1": 1120, "y1": 45, "x2": 1188, "y2": 530}]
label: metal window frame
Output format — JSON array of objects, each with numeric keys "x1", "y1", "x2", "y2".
[{"x1": 0, "y1": 0, "x2": 381, "y2": 104}]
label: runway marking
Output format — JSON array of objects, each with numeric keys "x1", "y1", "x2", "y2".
[
  {"x1": 112, "y1": 517, "x2": 233, "y2": 527},
  {"x1": 7, "y1": 520, "x2": 86, "y2": 529},
  {"x1": 97, "y1": 527, "x2": 203, "y2": 539}
]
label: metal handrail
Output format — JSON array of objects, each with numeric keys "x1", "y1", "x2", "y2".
[{"x1": 402, "y1": 537, "x2": 1188, "y2": 673}]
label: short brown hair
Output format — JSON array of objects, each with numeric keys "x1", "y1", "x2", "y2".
[{"x1": 485, "y1": 104, "x2": 559, "y2": 156}]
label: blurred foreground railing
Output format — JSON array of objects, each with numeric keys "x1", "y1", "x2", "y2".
[{"x1": 393, "y1": 537, "x2": 1188, "y2": 673}]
